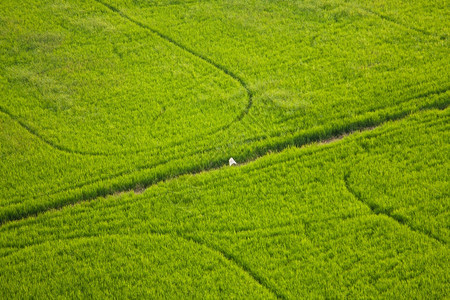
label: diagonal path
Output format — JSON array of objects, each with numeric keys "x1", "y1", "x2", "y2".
[
  {"x1": 348, "y1": 3, "x2": 444, "y2": 39},
  {"x1": 343, "y1": 172, "x2": 445, "y2": 244},
  {"x1": 1, "y1": 0, "x2": 253, "y2": 157},
  {"x1": 1, "y1": 101, "x2": 448, "y2": 226},
  {"x1": 179, "y1": 233, "x2": 286, "y2": 299},
  {"x1": 94, "y1": 0, "x2": 253, "y2": 127},
  {"x1": 0, "y1": 230, "x2": 284, "y2": 299}
]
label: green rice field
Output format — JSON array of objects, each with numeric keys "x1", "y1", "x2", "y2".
[{"x1": 1, "y1": 0, "x2": 449, "y2": 298}]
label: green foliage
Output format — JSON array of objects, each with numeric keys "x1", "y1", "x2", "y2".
[
  {"x1": 0, "y1": 0, "x2": 448, "y2": 297},
  {"x1": 1, "y1": 0, "x2": 449, "y2": 221},
  {"x1": 0, "y1": 109, "x2": 448, "y2": 298},
  {"x1": 0, "y1": 0, "x2": 246, "y2": 153},
  {"x1": 1, "y1": 235, "x2": 273, "y2": 298}
]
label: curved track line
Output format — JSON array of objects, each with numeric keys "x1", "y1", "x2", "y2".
[
  {"x1": 1, "y1": 1, "x2": 252, "y2": 157},
  {"x1": 1, "y1": 231, "x2": 283, "y2": 299},
  {"x1": 343, "y1": 172, "x2": 445, "y2": 244},
  {"x1": 0, "y1": 106, "x2": 106, "y2": 156},
  {"x1": 181, "y1": 234, "x2": 286, "y2": 299},
  {"x1": 4, "y1": 1, "x2": 444, "y2": 156},
  {"x1": 2, "y1": 101, "x2": 447, "y2": 225},
  {"x1": 94, "y1": 0, "x2": 253, "y2": 126}
]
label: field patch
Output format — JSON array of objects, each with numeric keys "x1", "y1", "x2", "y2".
[
  {"x1": 1, "y1": 0, "x2": 449, "y2": 222},
  {"x1": 0, "y1": 1, "x2": 449, "y2": 296},
  {"x1": 0, "y1": 0, "x2": 247, "y2": 154},
  {"x1": 1, "y1": 109, "x2": 448, "y2": 298}
]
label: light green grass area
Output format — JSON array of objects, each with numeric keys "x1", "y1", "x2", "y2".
[
  {"x1": 1, "y1": 109, "x2": 448, "y2": 298},
  {"x1": 1, "y1": 0, "x2": 448, "y2": 222},
  {"x1": 0, "y1": 0, "x2": 449, "y2": 297},
  {"x1": 0, "y1": 0, "x2": 246, "y2": 152}
]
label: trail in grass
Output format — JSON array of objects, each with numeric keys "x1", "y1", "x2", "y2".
[
  {"x1": 0, "y1": 106, "x2": 107, "y2": 156},
  {"x1": 8, "y1": 86, "x2": 449, "y2": 206},
  {"x1": 2, "y1": 99, "x2": 448, "y2": 226},
  {"x1": 0, "y1": 229, "x2": 282, "y2": 299},
  {"x1": 0, "y1": 122, "x2": 377, "y2": 226},
  {"x1": 343, "y1": 173, "x2": 445, "y2": 244},
  {"x1": 0, "y1": 0, "x2": 252, "y2": 157},
  {"x1": 94, "y1": 0, "x2": 253, "y2": 129},
  {"x1": 181, "y1": 234, "x2": 286, "y2": 299},
  {"x1": 350, "y1": 3, "x2": 442, "y2": 39}
]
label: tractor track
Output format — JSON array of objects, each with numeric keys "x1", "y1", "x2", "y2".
[
  {"x1": 343, "y1": 172, "x2": 446, "y2": 245},
  {"x1": 0, "y1": 0, "x2": 253, "y2": 157},
  {"x1": 1, "y1": 99, "x2": 448, "y2": 225},
  {"x1": 0, "y1": 231, "x2": 285, "y2": 299},
  {"x1": 0, "y1": 106, "x2": 106, "y2": 156},
  {"x1": 349, "y1": 3, "x2": 445, "y2": 39},
  {"x1": 94, "y1": 0, "x2": 253, "y2": 132},
  {"x1": 2, "y1": 1, "x2": 449, "y2": 230}
]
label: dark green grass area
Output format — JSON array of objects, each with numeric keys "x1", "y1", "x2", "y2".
[
  {"x1": 1, "y1": 109, "x2": 448, "y2": 298},
  {"x1": 1, "y1": 0, "x2": 449, "y2": 221}
]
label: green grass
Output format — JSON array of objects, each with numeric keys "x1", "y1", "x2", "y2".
[
  {"x1": 1, "y1": 0, "x2": 448, "y2": 221},
  {"x1": 1, "y1": 109, "x2": 448, "y2": 298},
  {"x1": 0, "y1": 0, "x2": 449, "y2": 297}
]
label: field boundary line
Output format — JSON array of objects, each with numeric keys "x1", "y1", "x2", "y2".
[
  {"x1": 1, "y1": 121, "x2": 378, "y2": 225},
  {"x1": 343, "y1": 172, "x2": 446, "y2": 244}
]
